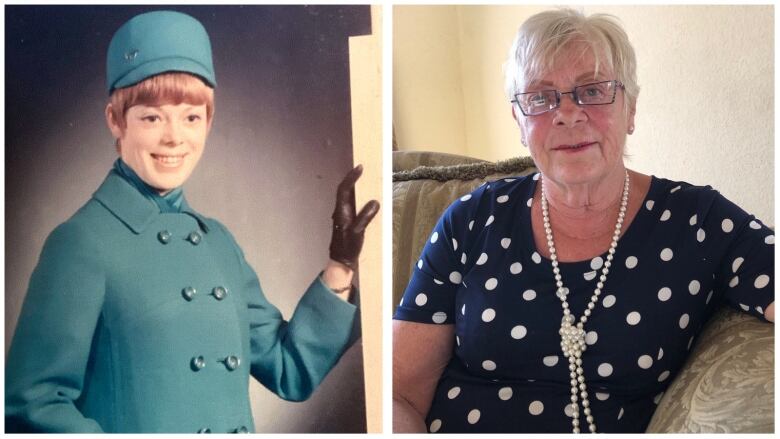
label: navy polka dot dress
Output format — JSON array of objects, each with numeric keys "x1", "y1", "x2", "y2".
[{"x1": 394, "y1": 173, "x2": 774, "y2": 433}]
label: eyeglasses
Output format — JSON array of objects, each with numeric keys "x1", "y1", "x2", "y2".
[{"x1": 511, "y1": 80, "x2": 624, "y2": 116}]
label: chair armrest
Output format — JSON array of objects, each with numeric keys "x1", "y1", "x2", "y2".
[{"x1": 647, "y1": 306, "x2": 774, "y2": 433}]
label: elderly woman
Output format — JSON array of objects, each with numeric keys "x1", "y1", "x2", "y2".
[
  {"x1": 393, "y1": 9, "x2": 773, "y2": 433},
  {"x1": 6, "y1": 10, "x2": 379, "y2": 433}
]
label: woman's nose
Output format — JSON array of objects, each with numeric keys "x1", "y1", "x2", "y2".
[
  {"x1": 553, "y1": 93, "x2": 587, "y2": 127},
  {"x1": 161, "y1": 121, "x2": 183, "y2": 145}
]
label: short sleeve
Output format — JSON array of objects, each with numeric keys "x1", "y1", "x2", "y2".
[
  {"x1": 393, "y1": 184, "x2": 489, "y2": 325},
  {"x1": 707, "y1": 193, "x2": 774, "y2": 321}
]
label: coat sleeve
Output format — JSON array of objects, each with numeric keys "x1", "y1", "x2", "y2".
[
  {"x1": 5, "y1": 221, "x2": 106, "y2": 432},
  {"x1": 215, "y1": 222, "x2": 358, "y2": 401}
]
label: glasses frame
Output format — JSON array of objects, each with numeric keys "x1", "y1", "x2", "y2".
[{"x1": 511, "y1": 80, "x2": 625, "y2": 117}]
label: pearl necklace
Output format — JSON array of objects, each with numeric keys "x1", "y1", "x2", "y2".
[{"x1": 540, "y1": 170, "x2": 630, "y2": 434}]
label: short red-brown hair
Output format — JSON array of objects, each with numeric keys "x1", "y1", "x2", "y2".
[{"x1": 109, "y1": 72, "x2": 215, "y2": 130}]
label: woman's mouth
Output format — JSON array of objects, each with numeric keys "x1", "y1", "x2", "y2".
[
  {"x1": 554, "y1": 142, "x2": 597, "y2": 152},
  {"x1": 151, "y1": 153, "x2": 186, "y2": 167}
]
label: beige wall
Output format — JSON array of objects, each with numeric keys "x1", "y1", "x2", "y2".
[{"x1": 394, "y1": 5, "x2": 774, "y2": 226}]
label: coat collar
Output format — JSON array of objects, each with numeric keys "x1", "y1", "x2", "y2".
[{"x1": 92, "y1": 170, "x2": 210, "y2": 234}]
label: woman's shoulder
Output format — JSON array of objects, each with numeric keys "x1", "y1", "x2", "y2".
[{"x1": 446, "y1": 173, "x2": 538, "y2": 217}]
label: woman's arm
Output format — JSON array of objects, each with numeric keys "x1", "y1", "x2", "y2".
[{"x1": 393, "y1": 320, "x2": 454, "y2": 433}]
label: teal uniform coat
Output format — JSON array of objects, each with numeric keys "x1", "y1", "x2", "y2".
[{"x1": 5, "y1": 169, "x2": 357, "y2": 433}]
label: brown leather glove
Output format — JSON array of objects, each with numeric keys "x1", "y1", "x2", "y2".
[{"x1": 329, "y1": 164, "x2": 380, "y2": 270}]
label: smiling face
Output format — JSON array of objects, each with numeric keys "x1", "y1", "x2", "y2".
[
  {"x1": 514, "y1": 45, "x2": 635, "y2": 188},
  {"x1": 108, "y1": 103, "x2": 209, "y2": 193}
]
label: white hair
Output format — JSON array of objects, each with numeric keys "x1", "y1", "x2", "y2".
[{"x1": 504, "y1": 8, "x2": 639, "y2": 109}]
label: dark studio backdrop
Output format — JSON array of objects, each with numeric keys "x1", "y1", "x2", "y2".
[{"x1": 5, "y1": 5, "x2": 371, "y2": 432}]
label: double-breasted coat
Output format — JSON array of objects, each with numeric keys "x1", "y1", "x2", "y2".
[{"x1": 5, "y1": 169, "x2": 357, "y2": 433}]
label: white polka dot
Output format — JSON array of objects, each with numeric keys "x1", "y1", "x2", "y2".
[
  {"x1": 497, "y1": 195, "x2": 509, "y2": 203},
  {"x1": 510, "y1": 262, "x2": 523, "y2": 274},
  {"x1": 657, "y1": 287, "x2": 672, "y2": 302},
  {"x1": 447, "y1": 387, "x2": 461, "y2": 399},
  {"x1": 721, "y1": 218, "x2": 734, "y2": 233},
  {"x1": 618, "y1": 407, "x2": 625, "y2": 420},
  {"x1": 626, "y1": 311, "x2": 641, "y2": 325},
  {"x1": 415, "y1": 293, "x2": 428, "y2": 306},
  {"x1": 504, "y1": 178, "x2": 516, "y2": 182},
  {"x1": 433, "y1": 278, "x2": 444, "y2": 285},
  {"x1": 585, "y1": 331, "x2": 598, "y2": 345},
  {"x1": 461, "y1": 253, "x2": 467, "y2": 264},
  {"x1": 461, "y1": 304, "x2": 466, "y2": 315},
  {"x1": 590, "y1": 256, "x2": 604, "y2": 270},
  {"x1": 481, "y1": 308, "x2": 496, "y2": 322},
  {"x1": 510, "y1": 325, "x2": 528, "y2": 340},
  {"x1": 460, "y1": 194, "x2": 472, "y2": 202},
  {"x1": 429, "y1": 419, "x2": 442, "y2": 433},
  {"x1": 476, "y1": 253, "x2": 488, "y2": 265},
  {"x1": 564, "y1": 403, "x2": 575, "y2": 417},
  {"x1": 660, "y1": 248, "x2": 674, "y2": 261},
  {"x1": 688, "y1": 336, "x2": 694, "y2": 350},
  {"x1": 660, "y1": 210, "x2": 671, "y2": 221},
  {"x1": 732, "y1": 257, "x2": 744, "y2": 273},
  {"x1": 688, "y1": 280, "x2": 701, "y2": 295},
  {"x1": 533, "y1": 173, "x2": 540, "y2": 180},
  {"x1": 485, "y1": 215, "x2": 494, "y2": 226},
  {"x1": 654, "y1": 392, "x2": 664, "y2": 404},
  {"x1": 602, "y1": 295, "x2": 616, "y2": 308},
  {"x1": 467, "y1": 409, "x2": 481, "y2": 424},
  {"x1": 432, "y1": 312, "x2": 447, "y2": 324},
  {"x1": 766, "y1": 235, "x2": 775, "y2": 245},
  {"x1": 670, "y1": 185, "x2": 681, "y2": 193},
  {"x1": 679, "y1": 313, "x2": 690, "y2": 329},
  {"x1": 430, "y1": 232, "x2": 439, "y2": 243},
  {"x1": 729, "y1": 276, "x2": 739, "y2": 288},
  {"x1": 583, "y1": 270, "x2": 597, "y2": 281},
  {"x1": 543, "y1": 355, "x2": 559, "y2": 367},
  {"x1": 625, "y1": 256, "x2": 638, "y2": 269},
  {"x1": 645, "y1": 200, "x2": 655, "y2": 210},
  {"x1": 696, "y1": 228, "x2": 706, "y2": 242},
  {"x1": 485, "y1": 278, "x2": 498, "y2": 291},
  {"x1": 417, "y1": 259, "x2": 423, "y2": 269},
  {"x1": 468, "y1": 220, "x2": 474, "y2": 230},
  {"x1": 531, "y1": 252, "x2": 542, "y2": 263},
  {"x1": 529, "y1": 401, "x2": 544, "y2": 415},
  {"x1": 526, "y1": 198, "x2": 533, "y2": 207},
  {"x1": 498, "y1": 387, "x2": 513, "y2": 401},
  {"x1": 706, "y1": 290, "x2": 714, "y2": 304},
  {"x1": 456, "y1": 335, "x2": 460, "y2": 346},
  {"x1": 750, "y1": 220, "x2": 761, "y2": 229},
  {"x1": 658, "y1": 371, "x2": 670, "y2": 382},
  {"x1": 596, "y1": 392, "x2": 610, "y2": 401},
  {"x1": 597, "y1": 363, "x2": 613, "y2": 377},
  {"x1": 511, "y1": 325, "x2": 527, "y2": 339},
  {"x1": 754, "y1": 274, "x2": 770, "y2": 289},
  {"x1": 689, "y1": 214, "x2": 697, "y2": 226},
  {"x1": 482, "y1": 360, "x2": 496, "y2": 371},
  {"x1": 449, "y1": 271, "x2": 462, "y2": 284},
  {"x1": 637, "y1": 355, "x2": 653, "y2": 369},
  {"x1": 522, "y1": 289, "x2": 536, "y2": 300},
  {"x1": 399, "y1": 297, "x2": 404, "y2": 306},
  {"x1": 452, "y1": 238, "x2": 458, "y2": 251},
  {"x1": 756, "y1": 306, "x2": 764, "y2": 315},
  {"x1": 739, "y1": 303, "x2": 749, "y2": 311},
  {"x1": 500, "y1": 238, "x2": 511, "y2": 249},
  {"x1": 657, "y1": 347, "x2": 664, "y2": 360}
]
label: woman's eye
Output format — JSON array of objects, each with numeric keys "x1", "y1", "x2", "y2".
[
  {"x1": 142, "y1": 115, "x2": 161, "y2": 123},
  {"x1": 186, "y1": 114, "x2": 202, "y2": 122}
]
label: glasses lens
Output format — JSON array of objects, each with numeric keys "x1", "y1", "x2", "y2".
[
  {"x1": 576, "y1": 81, "x2": 616, "y2": 105},
  {"x1": 517, "y1": 90, "x2": 557, "y2": 115}
]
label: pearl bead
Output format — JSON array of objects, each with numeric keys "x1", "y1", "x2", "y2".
[{"x1": 589, "y1": 424, "x2": 597, "y2": 432}]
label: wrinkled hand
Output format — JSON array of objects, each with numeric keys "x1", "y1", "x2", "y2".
[{"x1": 329, "y1": 164, "x2": 380, "y2": 270}]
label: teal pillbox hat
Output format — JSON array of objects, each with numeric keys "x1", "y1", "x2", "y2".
[{"x1": 107, "y1": 10, "x2": 216, "y2": 93}]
